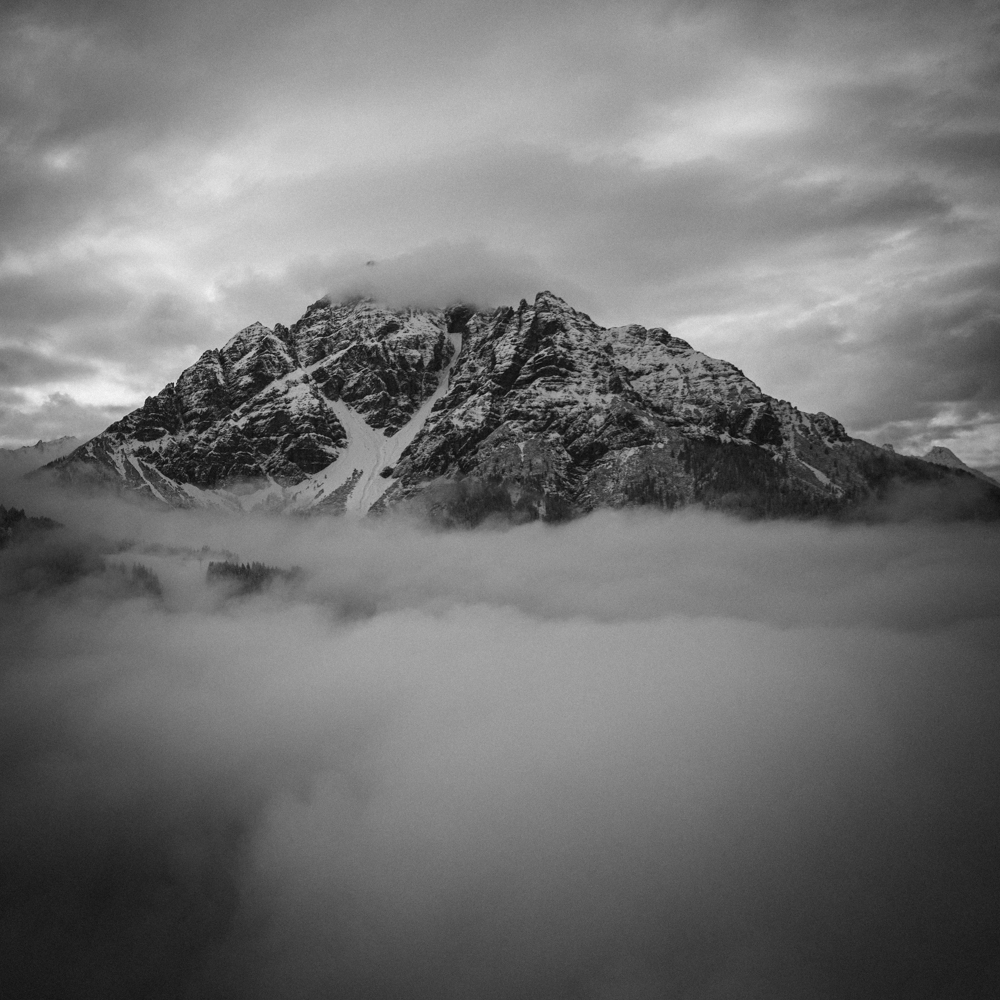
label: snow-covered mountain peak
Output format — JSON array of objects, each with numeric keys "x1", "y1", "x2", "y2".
[
  {"x1": 42, "y1": 293, "x2": 1000, "y2": 521},
  {"x1": 220, "y1": 320, "x2": 272, "y2": 362}
]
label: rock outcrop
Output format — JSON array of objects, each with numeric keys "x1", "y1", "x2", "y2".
[{"x1": 0, "y1": 436, "x2": 80, "y2": 477}]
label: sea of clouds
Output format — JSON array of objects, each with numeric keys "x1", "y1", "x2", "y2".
[{"x1": 1, "y1": 493, "x2": 998, "y2": 999}]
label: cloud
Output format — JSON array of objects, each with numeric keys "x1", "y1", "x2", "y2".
[
  {"x1": 1, "y1": 0, "x2": 999, "y2": 468},
  {"x1": 0, "y1": 390, "x2": 127, "y2": 449},
  {"x1": 0, "y1": 258, "x2": 237, "y2": 445},
  {"x1": 729, "y1": 257, "x2": 1000, "y2": 469},
  {"x1": 0, "y1": 344, "x2": 94, "y2": 385},
  {"x1": 0, "y1": 507, "x2": 999, "y2": 997},
  {"x1": 323, "y1": 242, "x2": 579, "y2": 311}
]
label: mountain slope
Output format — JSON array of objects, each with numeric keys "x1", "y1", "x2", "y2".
[
  {"x1": 0, "y1": 436, "x2": 80, "y2": 476},
  {"x1": 43, "y1": 292, "x2": 1000, "y2": 522},
  {"x1": 920, "y1": 446, "x2": 999, "y2": 487}
]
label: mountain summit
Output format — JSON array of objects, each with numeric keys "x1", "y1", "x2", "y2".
[
  {"x1": 920, "y1": 446, "x2": 999, "y2": 487},
  {"x1": 45, "y1": 292, "x2": 1000, "y2": 522}
]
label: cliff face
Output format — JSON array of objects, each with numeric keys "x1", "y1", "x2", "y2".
[{"x1": 45, "y1": 292, "x2": 1000, "y2": 522}]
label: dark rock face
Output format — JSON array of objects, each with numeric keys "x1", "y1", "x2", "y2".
[
  {"x1": 51, "y1": 300, "x2": 457, "y2": 497},
  {"x1": 44, "y1": 291, "x2": 1000, "y2": 522}
]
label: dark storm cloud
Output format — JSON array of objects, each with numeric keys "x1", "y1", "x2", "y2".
[{"x1": 1, "y1": 508, "x2": 999, "y2": 998}]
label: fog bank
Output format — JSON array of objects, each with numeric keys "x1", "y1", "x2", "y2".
[{"x1": 1, "y1": 507, "x2": 998, "y2": 998}]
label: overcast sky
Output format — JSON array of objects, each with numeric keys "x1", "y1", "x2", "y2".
[{"x1": 1, "y1": 0, "x2": 998, "y2": 474}]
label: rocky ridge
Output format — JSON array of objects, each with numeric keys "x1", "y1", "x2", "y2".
[
  {"x1": 0, "y1": 436, "x2": 80, "y2": 476},
  {"x1": 44, "y1": 292, "x2": 1000, "y2": 522},
  {"x1": 919, "y1": 446, "x2": 999, "y2": 487}
]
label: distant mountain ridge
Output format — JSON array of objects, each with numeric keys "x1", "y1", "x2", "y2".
[
  {"x1": 919, "y1": 446, "x2": 999, "y2": 487},
  {"x1": 1, "y1": 436, "x2": 80, "y2": 474},
  {"x1": 42, "y1": 292, "x2": 1000, "y2": 522}
]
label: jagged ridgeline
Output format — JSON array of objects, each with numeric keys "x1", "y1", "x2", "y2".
[{"x1": 42, "y1": 292, "x2": 1000, "y2": 523}]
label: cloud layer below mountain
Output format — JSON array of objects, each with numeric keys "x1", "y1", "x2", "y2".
[{"x1": 2, "y1": 504, "x2": 998, "y2": 998}]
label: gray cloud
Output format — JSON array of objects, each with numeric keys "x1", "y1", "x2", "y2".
[
  {"x1": 0, "y1": 389, "x2": 127, "y2": 448},
  {"x1": 0, "y1": 508, "x2": 998, "y2": 997},
  {"x1": 755, "y1": 259, "x2": 1000, "y2": 436},
  {"x1": 0, "y1": 344, "x2": 93, "y2": 385},
  {"x1": 323, "y1": 242, "x2": 585, "y2": 311},
  {"x1": 0, "y1": 0, "x2": 998, "y2": 468},
  {"x1": 0, "y1": 267, "x2": 128, "y2": 326},
  {"x1": 240, "y1": 145, "x2": 956, "y2": 310}
]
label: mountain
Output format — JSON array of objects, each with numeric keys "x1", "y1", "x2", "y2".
[
  {"x1": 920, "y1": 446, "x2": 999, "y2": 487},
  {"x1": 0, "y1": 436, "x2": 80, "y2": 476},
  {"x1": 42, "y1": 292, "x2": 1000, "y2": 523}
]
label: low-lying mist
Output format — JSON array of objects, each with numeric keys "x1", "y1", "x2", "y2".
[{"x1": 2, "y1": 500, "x2": 998, "y2": 999}]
